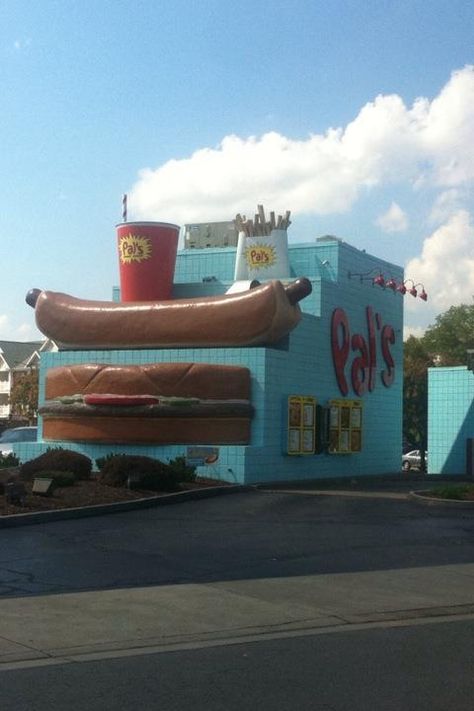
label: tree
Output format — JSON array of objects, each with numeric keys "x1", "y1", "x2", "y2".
[
  {"x1": 403, "y1": 300, "x2": 474, "y2": 466},
  {"x1": 403, "y1": 336, "x2": 434, "y2": 462},
  {"x1": 9, "y1": 369, "x2": 39, "y2": 423},
  {"x1": 422, "y1": 301, "x2": 474, "y2": 366}
]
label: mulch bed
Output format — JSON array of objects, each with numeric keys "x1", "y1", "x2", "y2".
[{"x1": 0, "y1": 470, "x2": 228, "y2": 516}]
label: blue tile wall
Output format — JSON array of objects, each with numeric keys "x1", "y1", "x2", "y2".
[
  {"x1": 242, "y1": 265, "x2": 403, "y2": 483},
  {"x1": 19, "y1": 240, "x2": 404, "y2": 484},
  {"x1": 428, "y1": 366, "x2": 474, "y2": 475},
  {"x1": 174, "y1": 247, "x2": 236, "y2": 283}
]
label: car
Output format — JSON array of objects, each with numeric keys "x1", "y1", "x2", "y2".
[
  {"x1": 0, "y1": 426, "x2": 38, "y2": 456},
  {"x1": 402, "y1": 449, "x2": 427, "y2": 471}
]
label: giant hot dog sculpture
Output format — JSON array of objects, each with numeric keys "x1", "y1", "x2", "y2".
[{"x1": 26, "y1": 278, "x2": 312, "y2": 349}]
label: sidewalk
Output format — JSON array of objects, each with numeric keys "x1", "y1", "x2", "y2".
[{"x1": 1, "y1": 562, "x2": 474, "y2": 669}]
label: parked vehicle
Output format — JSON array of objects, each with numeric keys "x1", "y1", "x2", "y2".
[
  {"x1": 0, "y1": 426, "x2": 38, "y2": 456},
  {"x1": 402, "y1": 449, "x2": 427, "y2": 471}
]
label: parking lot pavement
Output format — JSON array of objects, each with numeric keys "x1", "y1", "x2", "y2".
[{"x1": 1, "y1": 488, "x2": 474, "y2": 668}]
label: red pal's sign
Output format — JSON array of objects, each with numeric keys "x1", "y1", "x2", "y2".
[{"x1": 331, "y1": 306, "x2": 396, "y2": 397}]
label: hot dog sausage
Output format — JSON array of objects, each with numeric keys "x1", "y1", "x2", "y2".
[{"x1": 26, "y1": 278, "x2": 311, "y2": 349}]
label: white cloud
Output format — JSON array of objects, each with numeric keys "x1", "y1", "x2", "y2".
[
  {"x1": 429, "y1": 189, "x2": 464, "y2": 224},
  {"x1": 16, "y1": 323, "x2": 38, "y2": 340},
  {"x1": 405, "y1": 210, "x2": 474, "y2": 315},
  {"x1": 421, "y1": 66, "x2": 474, "y2": 186},
  {"x1": 403, "y1": 324, "x2": 427, "y2": 341},
  {"x1": 128, "y1": 66, "x2": 474, "y2": 224},
  {"x1": 375, "y1": 202, "x2": 408, "y2": 233},
  {"x1": 0, "y1": 315, "x2": 40, "y2": 342},
  {"x1": 0, "y1": 315, "x2": 10, "y2": 334}
]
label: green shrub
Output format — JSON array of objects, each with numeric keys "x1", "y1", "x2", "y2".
[
  {"x1": 35, "y1": 470, "x2": 76, "y2": 488},
  {"x1": 98, "y1": 454, "x2": 179, "y2": 492},
  {"x1": 20, "y1": 448, "x2": 92, "y2": 481},
  {"x1": 0, "y1": 453, "x2": 19, "y2": 469},
  {"x1": 95, "y1": 453, "x2": 122, "y2": 471},
  {"x1": 167, "y1": 455, "x2": 196, "y2": 483}
]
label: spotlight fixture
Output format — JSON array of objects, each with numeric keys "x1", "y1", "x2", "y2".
[
  {"x1": 398, "y1": 279, "x2": 428, "y2": 300},
  {"x1": 348, "y1": 269, "x2": 424, "y2": 297},
  {"x1": 415, "y1": 283, "x2": 428, "y2": 301},
  {"x1": 400, "y1": 279, "x2": 418, "y2": 297}
]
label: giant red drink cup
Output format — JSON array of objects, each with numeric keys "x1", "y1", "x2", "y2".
[{"x1": 117, "y1": 221, "x2": 180, "y2": 301}]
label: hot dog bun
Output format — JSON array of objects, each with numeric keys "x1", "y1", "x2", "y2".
[
  {"x1": 41, "y1": 362, "x2": 253, "y2": 445},
  {"x1": 45, "y1": 363, "x2": 251, "y2": 400}
]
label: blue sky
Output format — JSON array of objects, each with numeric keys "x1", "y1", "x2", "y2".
[{"x1": 1, "y1": 0, "x2": 474, "y2": 340}]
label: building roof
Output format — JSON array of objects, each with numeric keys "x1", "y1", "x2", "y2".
[{"x1": 0, "y1": 341, "x2": 44, "y2": 369}]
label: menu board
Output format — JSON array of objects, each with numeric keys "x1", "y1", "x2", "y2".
[
  {"x1": 328, "y1": 399, "x2": 362, "y2": 454},
  {"x1": 287, "y1": 396, "x2": 316, "y2": 455}
]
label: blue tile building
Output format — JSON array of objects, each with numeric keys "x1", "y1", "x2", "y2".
[
  {"x1": 428, "y1": 365, "x2": 474, "y2": 475},
  {"x1": 17, "y1": 237, "x2": 405, "y2": 483}
]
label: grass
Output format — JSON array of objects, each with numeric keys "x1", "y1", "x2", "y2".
[{"x1": 428, "y1": 484, "x2": 474, "y2": 501}]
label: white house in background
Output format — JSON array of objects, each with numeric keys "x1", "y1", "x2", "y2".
[{"x1": 0, "y1": 340, "x2": 57, "y2": 419}]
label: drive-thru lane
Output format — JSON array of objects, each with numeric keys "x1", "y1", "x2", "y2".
[{"x1": 1, "y1": 486, "x2": 474, "y2": 668}]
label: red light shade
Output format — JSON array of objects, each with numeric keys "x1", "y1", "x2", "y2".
[
  {"x1": 373, "y1": 274, "x2": 385, "y2": 287},
  {"x1": 400, "y1": 279, "x2": 427, "y2": 300},
  {"x1": 386, "y1": 278, "x2": 397, "y2": 291}
]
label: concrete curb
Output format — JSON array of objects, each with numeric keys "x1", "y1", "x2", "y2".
[
  {"x1": 409, "y1": 490, "x2": 474, "y2": 507},
  {"x1": 0, "y1": 485, "x2": 254, "y2": 528},
  {"x1": 262, "y1": 488, "x2": 409, "y2": 500}
]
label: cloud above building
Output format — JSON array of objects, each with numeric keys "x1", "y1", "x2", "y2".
[
  {"x1": 375, "y1": 202, "x2": 408, "y2": 233},
  {"x1": 127, "y1": 66, "x2": 474, "y2": 331},
  {"x1": 429, "y1": 189, "x2": 465, "y2": 224},
  {"x1": 128, "y1": 66, "x2": 474, "y2": 225},
  {"x1": 405, "y1": 210, "x2": 474, "y2": 315}
]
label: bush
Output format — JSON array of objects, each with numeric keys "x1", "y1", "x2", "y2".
[
  {"x1": 95, "y1": 453, "x2": 121, "y2": 471},
  {"x1": 98, "y1": 454, "x2": 179, "y2": 492},
  {"x1": 0, "y1": 453, "x2": 19, "y2": 469},
  {"x1": 168, "y1": 456, "x2": 196, "y2": 483},
  {"x1": 20, "y1": 448, "x2": 92, "y2": 482},
  {"x1": 35, "y1": 470, "x2": 76, "y2": 488}
]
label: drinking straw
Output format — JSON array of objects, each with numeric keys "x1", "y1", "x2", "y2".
[{"x1": 122, "y1": 193, "x2": 127, "y2": 222}]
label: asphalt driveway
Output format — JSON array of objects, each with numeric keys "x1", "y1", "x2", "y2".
[
  {"x1": 1, "y1": 486, "x2": 474, "y2": 597},
  {"x1": 1, "y1": 487, "x2": 474, "y2": 669}
]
